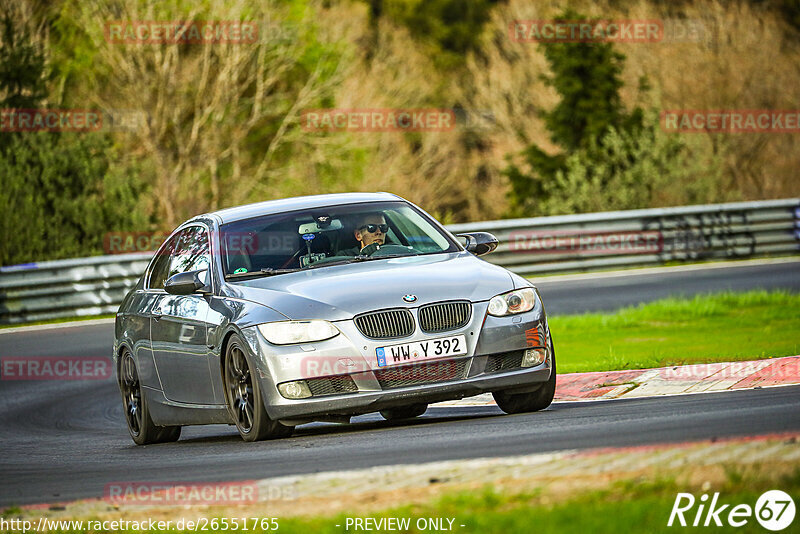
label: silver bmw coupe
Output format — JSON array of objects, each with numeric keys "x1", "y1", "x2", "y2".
[{"x1": 114, "y1": 192, "x2": 555, "y2": 444}]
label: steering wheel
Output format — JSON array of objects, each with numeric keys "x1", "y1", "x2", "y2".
[{"x1": 359, "y1": 243, "x2": 381, "y2": 256}]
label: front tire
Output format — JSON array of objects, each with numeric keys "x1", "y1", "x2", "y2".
[
  {"x1": 493, "y1": 339, "x2": 557, "y2": 415},
  {"x1": 380, "y1": 403, "x2": 428, "y2": 421},
  {"x1": 119, "y1": 348, "x2": 181, "y2": 445},
  {"x1": 224, "y1": 334, "x2": 293, "y2": 442}
]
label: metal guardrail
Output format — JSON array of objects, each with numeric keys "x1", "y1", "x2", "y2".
[
  {"x1": 448, "y1": 198, "x2": 800, "y2": 275},
  {"x1": 1, "y1": 199, "x2": 798, "y2": 324},
  {"x1": 0, "y1": 254, "x2": 152, "y2": 324}
]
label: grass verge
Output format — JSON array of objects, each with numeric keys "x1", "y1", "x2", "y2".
[
  {"x1": 550, "y1": 290, "x2": 800, "y2": 373},
  {"x1": 275, "y1": 470, "x2": 800, "y2": 534},
  {"x1": 16, "y1": 464, "x2": 793, "y2": 534}
]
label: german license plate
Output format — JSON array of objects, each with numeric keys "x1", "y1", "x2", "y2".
[{"x1": 376, "y1": 335, "x2": 467, "y2": 367}]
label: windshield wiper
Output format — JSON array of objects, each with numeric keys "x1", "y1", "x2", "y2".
[
  {"x1": 304, "y1": 253, "x2": 419, "y2": 270},
  {"x1": 226, "y1": 267, "x2": 301, "y2": 280},
  {"x1": 228, "y1": 253, "x2": 423, "y2": 279},
  {"x1": 359, "y1": 253, "x2": 419, "y2": 260},
  {"x1": 303, "y1": 256, "x2": 368, "y2": 270}
]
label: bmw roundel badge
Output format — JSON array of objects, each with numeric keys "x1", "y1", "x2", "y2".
[{"x1": 402, "y1": 294, "x2": 417, "y2": 303}]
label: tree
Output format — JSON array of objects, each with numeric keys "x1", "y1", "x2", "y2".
[
  {"x1": 0, "y1": 3, "x2": 147, "y2": 265},
  {"x1": 505, "y1": 10, "x2": 660, "y2": 217},
  {"x1": 0, "y1": 8, "x2": 46, "y2": 110},
  {"x1": 52, "y1": 0, "x2": 347, "y2": 228},
  {"x1": 374, "y1": 0, "x2": 501, "y2": 68}
]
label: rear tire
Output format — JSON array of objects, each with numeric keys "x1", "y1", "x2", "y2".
[
  {"x1": 224, "y1": 334, "x2": 294, "y2": 442},
  {"x1": 380, "y1": 403, "x2": 428, "y2": 421},
  {"x1": 119, "y1": 348, "x2": 182, "y2": 445},
  {"x1": 493, "y1": 338, "x2": 556, "y2": 415}
]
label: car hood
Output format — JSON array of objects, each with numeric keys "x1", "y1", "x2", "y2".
[{"x1": 223, "y1": 252, "x2": 515, "y2": 320}]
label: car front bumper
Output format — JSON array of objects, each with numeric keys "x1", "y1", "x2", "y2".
[{"x1": 240, "y1": 301, "x2": 553, "y2": 421}]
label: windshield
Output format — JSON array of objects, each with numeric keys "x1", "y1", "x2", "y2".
[{"x1": 219, "y1": 201, "x2": 458, "y2": 278}]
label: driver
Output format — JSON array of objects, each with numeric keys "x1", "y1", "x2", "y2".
[{"x1": 338, "y1": 213, "x2": 388, "y2": 256}]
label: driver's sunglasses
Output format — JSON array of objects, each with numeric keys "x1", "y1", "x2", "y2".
[{"x1": 359, "y1": 223, "x2": 389, "y2": 234}]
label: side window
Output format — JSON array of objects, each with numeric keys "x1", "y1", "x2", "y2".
[
  {"x1": 167, "y1": 226, "x2": 211, "y2": 279},
  {"x1": 147, "y1": 233, "x2": 180, "y2": 290},
  {"x1": 147, "y1": 226, "x2": 211, "y2": 290},
  {"x1": 388, "y1": 209, "x2": 446, "y2": 253}
]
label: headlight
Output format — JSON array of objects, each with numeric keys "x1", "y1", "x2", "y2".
[
  {"x1": 257, "y1": 321, "x2": 339, "y2": 345},
  {"x1": 487, "y1": 288, "x2": 537, "y2": 317}
]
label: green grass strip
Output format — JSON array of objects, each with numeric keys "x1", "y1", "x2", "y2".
[
  {"x1": 294, "y1": 471, "x2": 799, "y2": 534},
  {"x1": 7, "y1": 469, "x2": 795, "y2": 533},
  {"x1": 550, "y1": 290, "x2": 800, "y2": 373}
]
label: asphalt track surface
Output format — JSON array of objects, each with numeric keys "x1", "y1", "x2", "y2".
[{"x1": 0, "y1": 260, "x2": 798, "y2": 507}]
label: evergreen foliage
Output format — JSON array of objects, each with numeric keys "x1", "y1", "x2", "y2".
[
  {"x1": 505, "y1": 11, "x2": 697, "y2": 217},
  {"x1": 0, "y1": 11, "x2": 147, "y2": 266}
]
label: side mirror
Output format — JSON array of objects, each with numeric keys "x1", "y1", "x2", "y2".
[
  {"x1": 164, "y1": 269, "x2": 209, "y2": 295},
  {"x1": 456, "y1": 232, "x2": 498, "y2": 256}
]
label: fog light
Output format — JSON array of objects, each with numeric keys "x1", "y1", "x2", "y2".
[
  {"x1": 522, "y1": 348, "x2": 547, "y2": 368},
  {"x1": 278, "y1": 380, "x2": 312, "y2": 399}
]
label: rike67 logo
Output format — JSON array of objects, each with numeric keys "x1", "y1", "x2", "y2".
[{"x1": 668, "y1": 490, "x2": 795, "y2": 531}]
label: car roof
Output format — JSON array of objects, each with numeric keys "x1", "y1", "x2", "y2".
[{"x1": 200, "y1": 192, "x2": 404, "y2": 224}]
